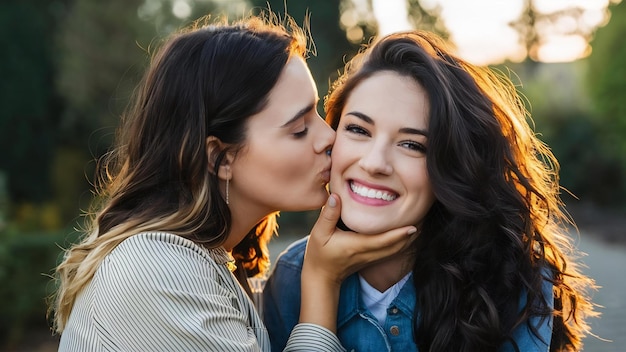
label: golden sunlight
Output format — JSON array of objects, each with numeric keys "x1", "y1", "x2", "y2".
[{"x1": 371, "y1": 0, "x2": 614, "y2": 65}]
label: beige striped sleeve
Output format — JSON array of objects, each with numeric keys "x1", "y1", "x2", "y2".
[
  {"x1": 284, "y1": 323, "x2": 346, "y2": 352},
  {"x1": 60, "y1": 232, "x2": 264, "y2": 351}
]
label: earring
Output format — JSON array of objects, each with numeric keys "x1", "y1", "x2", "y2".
[{"x1": 226, "y1": 177, "x2": 230, "y2": 205}]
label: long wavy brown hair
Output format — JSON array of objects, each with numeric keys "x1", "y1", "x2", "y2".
[
  {"x1": 50, "y1": 13, "x2": 308, "y2": 333},
  {"x1": 325, "y1": 31, "x2": 598, "y2": 352}
]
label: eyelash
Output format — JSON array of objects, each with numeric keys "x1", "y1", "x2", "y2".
[
  {"x1": 293, "y1": 127, "x2": 309, "y2": 139},
  {"x1": 400, "y1": 141, "x2": 427, "y2": 152},
  {"x1": 344, "y1": 123, "x2": 369, "y2": 136},
  {"x1": 344, "y1": 123, "x2": 427, "y2": 152}
]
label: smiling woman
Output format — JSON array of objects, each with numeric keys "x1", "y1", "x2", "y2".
[
  {"x1": 264, "y1": 29, "x2": 597, "y2": 352},
  {"x1": 329, "y1": 71, "x2": 435, "y2": 237}
]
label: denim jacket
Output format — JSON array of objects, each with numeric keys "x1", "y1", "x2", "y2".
[{"x1": 263, "y1": 237, "x2": 553, "y2": 352}]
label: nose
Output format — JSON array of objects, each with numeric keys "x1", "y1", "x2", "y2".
[
  {"x1": 358, "y1": 142, "x2": 393, "y2": 175},
  {"x1": 313, "y1": 115, "x2": 336, "y2": 154}
]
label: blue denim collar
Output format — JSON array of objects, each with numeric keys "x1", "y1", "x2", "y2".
[{"x1": 337, "y1": 271, "x2": 417, "y2": 328}]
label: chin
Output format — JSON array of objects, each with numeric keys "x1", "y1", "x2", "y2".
[
  {"x1": 304, "y1": 195, "x2": 328, "y2": 210},
  {"x1": 340, "y1": 217, "x2": 384, "y2": 235}
]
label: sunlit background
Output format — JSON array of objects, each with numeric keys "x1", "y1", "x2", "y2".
[
  {"x1": 370, "y1": 0, "x2": 611, "y2": 64},
  {"x1": 1, "y1": 0, "x2": 625, "y2": 350},
  {"x1": 138, "y1": 0, "x2": 616, "y2": 64}
]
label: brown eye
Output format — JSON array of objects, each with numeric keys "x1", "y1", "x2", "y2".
[
  {"x1": 344, "y1": 123, "x2": 369, "y2": 136},
  {"x1": 400, "y1": 141, "x2": 427, "y2": 153}
]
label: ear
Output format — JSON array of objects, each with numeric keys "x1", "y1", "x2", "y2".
[{"x1": 205, "y1": 136, "x2": 234, "y2": 180}]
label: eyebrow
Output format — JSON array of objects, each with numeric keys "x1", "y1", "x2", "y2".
[
  {"x1": 281, "y1": 102, "x2": 316, "y2": 128},
  {"x1": 345, "y1": 111, "x2": 429, "y2": 137}
]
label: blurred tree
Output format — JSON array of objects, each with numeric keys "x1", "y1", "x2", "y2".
[
  {"x1": 586, "y1": 0, "x2": 626, "y2": 205},
  {"x1": 55, "y1": 0, "x2": 249, "y2": 159},
  {"x1": 406, "y1": 0, "x2": 447, "y2": 35},
  {"x1": 510, "y1": 0, "x2": 613, "y2": 63},
  {"x1": 0, "y1": 171, "x2": 7, "y2": 232},
  {"x1": 338, "y1": 0, "x2": 447, "y2": 45},
  {"x1": 136, "y1": 0, "x2": 245, "y2": 36},
  {"x1": 51, "y1": 0, "x2": 156, "y2": 227},
  {"x1": 0, "y1": 1, "x2": 66, "y2": 203},
  {"x1": 249, "y1": 0, "x2": 359, "y2": 101},
  {"x1": 587, "y1": 1, "x2": 626, "y2": 150},
  {"x1": 52, "y1": 0, "x2": 228, "y2": 224},
  {"x1": 55, "y1": 0, "x2": 155, "y2": 152},
  {"x1": 500, "y1": 59, "x2": 624, "y2": 206}
]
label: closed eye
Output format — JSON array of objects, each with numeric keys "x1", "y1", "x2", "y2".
[{"x1": 293, "y1": 127, "x2": 309, "y2": 139}]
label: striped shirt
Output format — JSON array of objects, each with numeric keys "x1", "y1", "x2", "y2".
[{"x1": 58, "y1": 232, "x2": 344, "y2": 352}]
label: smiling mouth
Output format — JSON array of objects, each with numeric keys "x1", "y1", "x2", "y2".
[{"x1": 349, "y1": 181, "x2": 398, "y2": 201}]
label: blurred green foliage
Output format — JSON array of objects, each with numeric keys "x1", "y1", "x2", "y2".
[
  {"x1": 585, "y1": 0, "x2": 626, "y2": 204},
  {"x1": 0, "y1": 228, "x2": 80, "y2": 348},
  {"x1": 0, "y1": 172, "x2": 8, "y2": 232},
  {"x1": 506, "y1": 57, "x2": 626, "y2": 206},
  {"x1": 0, "y1": 1, "x2": 61, "y2": 203}
]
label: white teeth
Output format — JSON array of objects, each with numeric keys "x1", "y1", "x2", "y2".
[{"x1": 350, "y1": 182, "x2": 397, "y2": 201}]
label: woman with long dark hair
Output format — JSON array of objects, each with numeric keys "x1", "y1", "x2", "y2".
[
  {"x1": 51, "y1": 13, "x2": 416, "y2": 351},
  {"x1": 265, "y1": 30, "x2": 597, "y2": 352}
]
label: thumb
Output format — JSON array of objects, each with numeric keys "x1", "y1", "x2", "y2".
[{"x1": 310, "y1": 194, "x2": 342, "y2": 244}]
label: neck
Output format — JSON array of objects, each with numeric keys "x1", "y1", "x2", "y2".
[
  {"x1": 358, "y1": 250, "x2": 413, "y2": 292},
  {"x1": 222, "y1": 203, "x2": 268, "y2": 252}
]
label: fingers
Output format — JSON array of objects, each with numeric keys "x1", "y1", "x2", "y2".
[
  {"x1": 305, "y1": 193, "x2": 418, "y2": 281},
  {"x1": 356, "y1": 226, "x2": 417, "y2": 251},
  {"x1": 310, "y1": 194, "x2": 341, "y2": 245},
  {"x1": 339, "y1": 226, "x2": 417, "y2": 268}
]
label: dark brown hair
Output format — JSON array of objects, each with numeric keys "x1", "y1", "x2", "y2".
[
  {"x1": 52, "y1": 13, "x2": 308, "y2": 332},
  {"x1": 326, "y1": 31, "x2": 597, "y2": 352}
]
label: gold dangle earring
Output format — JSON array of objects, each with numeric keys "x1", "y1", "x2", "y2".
[{"x1": 226, "y1": 177, "x2": 230, "y2": 205}]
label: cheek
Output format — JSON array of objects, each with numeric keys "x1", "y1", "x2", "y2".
[
  {"x1": 329, "y1": 170, "x2": 342, "y2": 194},
  {"x1": 403, "y1": 161, "x2": 433, "y2": 196},
  {"x1": 330, "y1": 136, "x2": 355, "y2": 167},
  {"x1": 329, "y1": 148, "x2": 352, "y2": 188},
  {"x1": 263, "y1": 144, "x2": 313, "y2": 182},
  {"x1": 402, "y1": 175, "x2": 435, "y2": 227}
]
